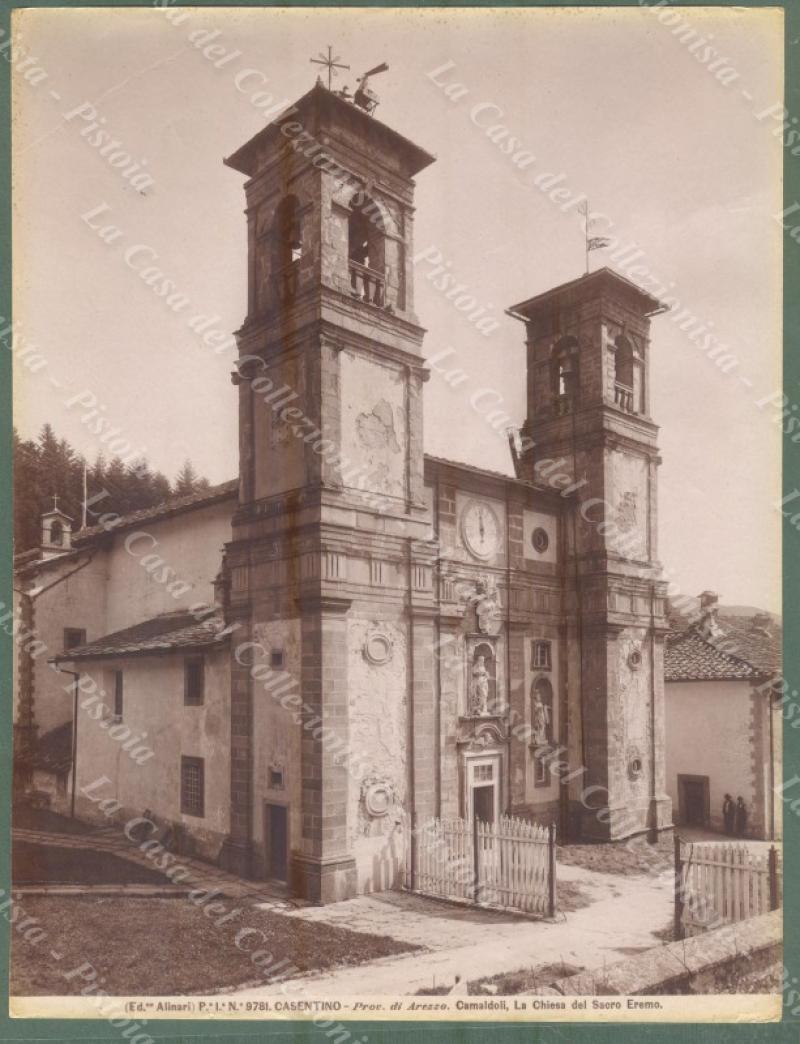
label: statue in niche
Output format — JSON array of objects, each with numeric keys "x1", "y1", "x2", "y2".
[
  {"x1": 471, "y1": 655, "x2": 491, "y2": 716},
  {"x1": 531, "y1": 677, "x2": 554, "y2": 746},
  {"x1": 532, "y1": 697, "x2": 550, "y2": 746}
]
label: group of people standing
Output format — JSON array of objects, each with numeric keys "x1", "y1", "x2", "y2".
[{"x1": 722, "y1": 793, "x2": 748, "y2": 837}]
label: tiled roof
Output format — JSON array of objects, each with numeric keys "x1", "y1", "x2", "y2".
[
  {"x1": 75, "y1": 479, "x2": 238, "y2": 543},
  {"x1": 666, "y1": 604, "x2": 781, "y2": 681},
  {"x1": 665, "y1": 631, "x2": 760, "y2": 682},
  {"x1": 14, "y1": 545, "x2": 92, "y2": 579},
  {"x1": 424, "y1": 453, "x2": 562, "y2": 497},
  {"x1": 54, "y1": 610, "x2": 232, "y2": 662},
  {"x1": 15, "y1": 479, "x2": 238, "y2": 575},
  {"x1": 32, "y1": 722, "x2": 73, "y2": 775},
  {"x1": 710, "y1": 615, "x2": 781, "y2": 675}
]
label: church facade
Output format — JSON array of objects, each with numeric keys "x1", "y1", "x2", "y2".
[
  {"x1": 218, "y1": 83, "x2": 672, "y2": 901},
  {"x1": 18, "y1": 82, "x2": 674, "y2": 904}
]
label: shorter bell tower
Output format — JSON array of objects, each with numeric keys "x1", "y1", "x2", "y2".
[{"x1": 510, "y1": 268, "x2": 673, "y2": 841}]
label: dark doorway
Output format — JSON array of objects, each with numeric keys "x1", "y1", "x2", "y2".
[
  {"x1": 678, "y1": 775, "x2": 710, "y2": 827},
  {"x1": 473, "y1": 784, "x2": 496, "y2": 825},
  {"x1": 264, "y1": 803, "x2": 288, "y2": 882}
]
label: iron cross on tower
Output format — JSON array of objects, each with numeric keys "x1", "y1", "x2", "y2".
[{"x1": 310, "y1": 46, "x2": 350, "y2": 90}]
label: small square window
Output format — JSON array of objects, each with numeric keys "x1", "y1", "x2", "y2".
[
  {"x1": 64, "y1": 628, "x2": 86, "y2": 651},
  {"x1": 113, "y1": 670, "x2": 123, "y2": 721},
  {"x1": 270, "y1": 649, "x2": 285, "y2": 669},
  {"x1": 534, "y1": 749, "x2": 552, "y2": 787},
  {"x1": 181, "y1": 756, "x2": 205, "y2": 817},
  {"x1": 184, "y1": 656, "x2": 205, "y2": 706},
  {"x1": 474, "y1": 763, "x2": 493, "y2": 782},
  {"x1": 532, "y1": 640, "x2": 552, "y2": 670},
  {"x1": 269, "y1": 768, "x2": 284, "y2": 789}
]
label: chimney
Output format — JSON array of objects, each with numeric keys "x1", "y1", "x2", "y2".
[
  {"x1": 697, "y1": 590, "x2": 723, "y2": 640},
  {"x1": 213, "y1": 556, "x2": 231, "y2": 624}
]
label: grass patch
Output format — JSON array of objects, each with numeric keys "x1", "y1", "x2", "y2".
[
  {"x1": 13, "y1": 842, "x2": 168, "y2": 886},
  {"x1": 11, "y1": 896, "x2": 420, "y2": 995},
  {"x1": 417, "y1": 961, "x2": 584, "y2": 996},
  {"x1": 558, "y1": 834, "x2": 673, "y2": 877},
  {"x1": 471, "y1": 961, "x2": 584, "y2": 994},
  {"x1": 556, "y1": 879, "x2": 593, "y2": 912},
  {"x1": 13, "y1": 805, "x2": 94, "y2": 836},
  {"x1": 651, "y1": 921, "x2": 677, "y2": 943}
]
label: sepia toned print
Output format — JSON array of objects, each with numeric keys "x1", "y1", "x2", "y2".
[{"x1": 8, "y1": 5, "x2": 785, "y2": 1025}]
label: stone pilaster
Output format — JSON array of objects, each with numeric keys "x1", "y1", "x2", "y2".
[
  {"x1": 437, "y1": 619, "x2": 461, "y2": 821},
  {"x1": 238, "y1": 379, "x2": 254, "y2": 504},
  {"x1": 293, "y1": 594, "x2": 356, "y2": 903},
  {"x1": 219, "y1": 606, "x2": 255, "y2": 876},
  {"x1": 409, "y1": 608, "x2": 437, "y2": 826},
  {"x1": 318, "y1": 337, "x2": 343, "y2": 490},
  {"x1": 407, "y1": 367, "x2": 426, "y2": 509},
  {"x1": 508, "y1": 624, "x2": 527, "y2": 809},
  {"x1": 649, "y1": 627, "x2": 673, "y2": 834},
  {"x1": 573, "y1": 629, "x2": 613, "y2": 841}
]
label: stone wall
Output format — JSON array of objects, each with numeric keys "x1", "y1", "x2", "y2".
[
  {"x1": 665, "y1": 679, "x2": 760, "y2": 835},
  {"x1": 339, "y1": 351, "x2": 407, "y2": 501},
  {"x1": 346, "y1": 614, "x2": 408, "y2": 893},
  {"x1": 543, "y1": 910, "x2": 781, "y2": 996},
  {"x1": 72, "y1": 647, "x2": 231, "y2": 863},
  {"x1": 103, "y1": 499, "x2": 233, "y2": 634},
  {"x1": 250, "y1": 617, "x2": 302, "y2": 878}
]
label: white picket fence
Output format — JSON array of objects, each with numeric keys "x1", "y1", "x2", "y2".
[
  {"x1": 405, "y1": 814, "x2": 556, "y2": 916},
  {"x1": 675, "y1": 838, "x2": 781, "y2": 938}
]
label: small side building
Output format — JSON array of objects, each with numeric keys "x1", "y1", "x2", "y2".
[
  {"x1": 664, "y1": 593, "x2": 782, "y2": 840},
  {"x1": 12, "y1": 481, "x2": 238, "y2": 805}
]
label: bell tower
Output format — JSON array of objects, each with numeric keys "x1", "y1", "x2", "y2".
[
  {"x1": 510, "y1": 268, "x2": 673, "y2": 840},
  {"x1": 222, "y1": 83, "x2": 436, "y2": 898}
]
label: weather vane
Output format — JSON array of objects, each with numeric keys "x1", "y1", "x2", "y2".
[
  {"x1": 354, "y1": 63, "x2": 389, "y2": 114},
  {"x1": 310, "y1": 45, "x2": 350, "y2": 90},
  {"x1": 579, "y1": 200, "x2": 611, "y2": 275}
]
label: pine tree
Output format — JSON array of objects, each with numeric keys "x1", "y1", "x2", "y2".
[
  {"x1": 13, "y1": 428, "x2": 211, "y2": 552},
  {"x1": 151, "y1": 471, "x2": 172, "y2": 503},
  {"x1": 13, "y1": 428, "x2": 41, "y2": 551},
  {"x1": 174, "y1": 460, "x2": 199, "y2": 496}
]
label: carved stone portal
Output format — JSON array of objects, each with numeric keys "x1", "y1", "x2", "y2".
[{"x1": 455, "y1": 716, "x2": 508, "y2": 755}]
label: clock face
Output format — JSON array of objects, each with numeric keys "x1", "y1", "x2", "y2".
[{"x1": 461, "y1": 501, "x2": 501, "y2": 560}]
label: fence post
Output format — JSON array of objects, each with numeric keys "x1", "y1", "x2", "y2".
[
  {"x1": 768, "y1": 845, "x2": 779, "y2": 910},
  {"x1": 473, "y1": 815, "x2": 480, "y2": 904},
  {"x1": 674, "y1": 833, "x2": 685, "y2": 940},
  {"x1": 413, "y1": 810, "x2": 419, "y2": 893},
  {"x1": 548, "y1": 822, "x2": 557, "y2": 918}
]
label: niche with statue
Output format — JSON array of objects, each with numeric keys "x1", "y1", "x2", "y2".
[{"x1": 466, "y1": 638, "x2": 498, "y2": 717}]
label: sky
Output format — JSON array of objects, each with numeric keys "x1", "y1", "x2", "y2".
[{"x1": 12, "y1": 6, "x2": 783, "y2": 612}]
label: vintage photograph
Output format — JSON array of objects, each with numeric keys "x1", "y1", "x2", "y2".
[{"x1": 8, "y1": 4, "x2": 785, "y2": 1026}]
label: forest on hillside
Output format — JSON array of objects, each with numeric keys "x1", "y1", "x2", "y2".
[{"x1": 13, "y1": 424, "x2": 210, "y2": 554}]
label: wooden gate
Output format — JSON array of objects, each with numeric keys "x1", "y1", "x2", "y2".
[
  {"x1": 674, "y1": 837, "x2": 781, "y2": 938},
  {"x1": 405, "y1": 814, "x2": 556, "y2": 917}
]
